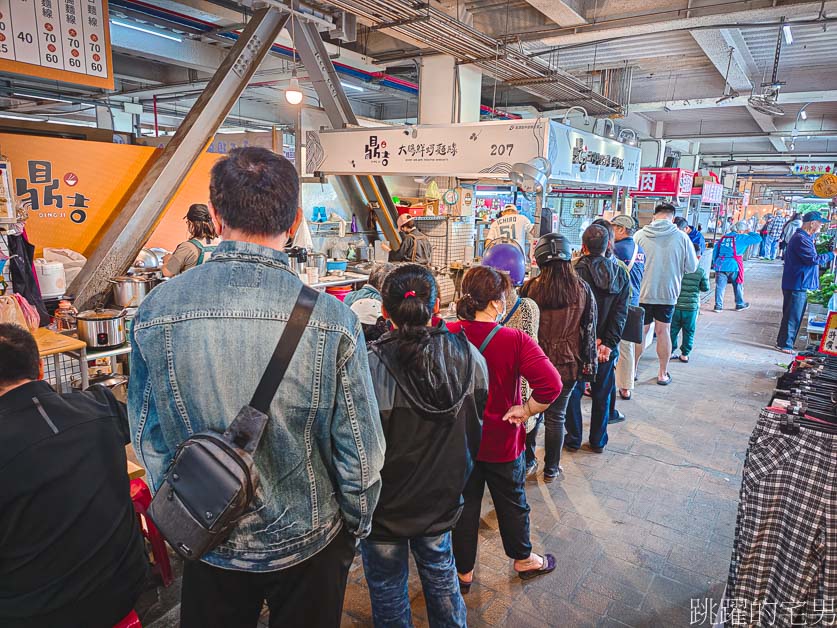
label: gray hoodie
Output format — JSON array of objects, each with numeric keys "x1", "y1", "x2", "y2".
[{"x1": 634, "y1": 219, "x2": 699, "y2": 306}]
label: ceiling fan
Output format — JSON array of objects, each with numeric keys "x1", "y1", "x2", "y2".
[{"x1": 747, "y1": 21, "x2": 788, "y2": 116}]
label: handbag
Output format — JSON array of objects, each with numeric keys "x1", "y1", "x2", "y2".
[
  {"x1": 147, "y1": 285, "x2": 318, "y2": 560},
  {"x1": 622, "y1": 241, "x2": 645, "y2": 344}
]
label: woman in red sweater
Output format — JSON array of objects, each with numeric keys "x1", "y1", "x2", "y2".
[{"x1": 448, "y1": 266, "x2": 562, "y2": 590}]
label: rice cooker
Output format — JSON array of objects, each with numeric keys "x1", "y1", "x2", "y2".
[
  {"x1": 76, "y1": 308, "x2": 127, "y2": 350},
  {"x1": 34, "y1": 259, "x2": 67, "y2": 299}
]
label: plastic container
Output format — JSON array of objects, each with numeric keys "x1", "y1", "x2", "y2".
[
  {"x1": 326, "y1": 285, "x2": 352, "y2": 302},
  {"x1": 34, "y1": 258, "x2": 67, "y2": 299},
  {"x1": 53, "y1": 299, "x2": 78, "y2": 332},
  {"x1": 326, "y1": 260, "x2": 348, "y2": 273}
]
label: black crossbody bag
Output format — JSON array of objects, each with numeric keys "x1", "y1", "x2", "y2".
[{"x1": 148, "y1": 286, "x2": 318, "y2": 560}]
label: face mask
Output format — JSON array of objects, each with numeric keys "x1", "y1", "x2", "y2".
[{"x1": 495, "y1": 298, "x2": 507, "y2": 323}]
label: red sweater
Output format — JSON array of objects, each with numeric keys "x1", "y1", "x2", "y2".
[{"x1": 447, "y1": 320, "x2": 562, "y2": 463}]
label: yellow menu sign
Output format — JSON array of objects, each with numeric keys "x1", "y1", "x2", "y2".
[{"x1": 819, "y1": 311, "x2": 837, "y2": 356}]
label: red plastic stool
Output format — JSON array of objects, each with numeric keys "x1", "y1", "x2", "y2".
[
  {"x1": 113, "y1": 610, "x2": 142, "y2": 628},
  {"x1": 130, "y1": 478, "x2": 173, "y2": 587}
]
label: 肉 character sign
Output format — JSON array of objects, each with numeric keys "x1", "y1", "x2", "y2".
[
  {"x1": 630, "y1": 168, "x2": 694, "y2": 201},
  {"x1": 0, "y1": 0, "x2": 113, "y2": 89}
]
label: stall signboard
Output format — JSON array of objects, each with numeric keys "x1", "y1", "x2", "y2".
[
  {"x1": 820, "y1": 312, "x2": 837, "y2": 356},
  {"x1": 701, "y1": 182, "x2": 723, "y2": 204},
  {"x1": 546, "y1": 120, "x2": 641, "y2": 189},
  {"x1": 306, "y1": 119, "x2": 550, "y2": 178},
  {"x1": 793, "y1": 163, "x2": 835, "y2": 176},
  {"x1": 630, "y1": 168, "x2": 694, "y2": 199},
  {"x1": 0, "y1": 0, "x2": 113, "y2": 89},
  {"x1": 0, "y1": 133, "x2": 219, "y2": 254}
]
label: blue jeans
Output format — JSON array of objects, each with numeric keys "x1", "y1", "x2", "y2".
[
  {"x1": 777, "y1": 290, "x2": 808, "y2": 351},
  {"x1": 566, "y1": 349, "x2": 617, "y2": 450},
  {"x1": 361, "y1": 533, "x2": 467, "y2": 628},
  {"x1": 714, "y1": 270, "x2": 745, "y2": 310},
  {"x1": 764, "y1": 236, "x2": 779, "y2": 259}
]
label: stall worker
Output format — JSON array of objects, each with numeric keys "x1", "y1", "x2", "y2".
[
  {"x1": 486, "y1": 204, "x2": 536, "y2": 256},
  {"x1": 0, "y1": 323, "x2": 148, "y2": 628},
  {"x1": 383, "y1": 214, "x2": 433, "y2": 266},
  {"x1": 162, "y1": 203, "x2": 221, "y2": 277}
]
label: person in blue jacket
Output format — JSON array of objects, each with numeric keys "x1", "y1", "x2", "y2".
[
  {"x1": 674, "y1": 217, "x2": 706, "y2": 257},
  {"x1": 776, "y1": 211, "x2": 836, "y2": 353},
  {"x1": 711, "y1": 221, "x2": 762, "y2": 312}
]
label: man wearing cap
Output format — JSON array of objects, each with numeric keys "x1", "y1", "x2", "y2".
[
  {"x1": 777, "y1": 211, "x2": 837, "y2": 353},
  {"x1": 486, "y1": 204, "x2": 535, "y2": 256},
  {"x1": 611, "y1": 215, "x2": 645, "y2": 401},
  {"x1": 382, "y1": 214, "x2": 433, "y2": 266},
  {"x1": 162, "y1": 203, "x2": 220, "y2": 277}
]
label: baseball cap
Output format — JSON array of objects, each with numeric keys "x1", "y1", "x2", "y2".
[
  {"x1": 350, "y1": 298, "x2": 383, "y2": 325},
  {"x1": 396, "y1": 214, "x2": 415, "y2": 229},
  {"x1": 503, "y1": 203, "x2": 518, "y2": 213},
  {"x1": 803, "y1": 211, "x2": 824, "y2": 223},
  {"x1": 612, "y1": 215, "x2": 636, "y2": 230}
]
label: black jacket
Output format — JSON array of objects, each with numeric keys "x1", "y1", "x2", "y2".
[
  {"x1": 574, "y1": 255, "x2": 631, "y2": 350},
  {"x1": 366, "y1": 323, "x2": 487, "y2": 540}
]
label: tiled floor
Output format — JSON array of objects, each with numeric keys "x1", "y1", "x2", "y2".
[{"x1": 144, "y1": 260, "x2": 789, "y2": 628}]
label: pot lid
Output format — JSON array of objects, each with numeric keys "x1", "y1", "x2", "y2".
[
  {"x1": 112, "y1": 275, "x2": 154, "y2": 283},
  {"x1": 77, "y1": 308, "x2": 125, "y2": 320}
]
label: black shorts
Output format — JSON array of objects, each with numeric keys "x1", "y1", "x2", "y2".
[{"x1": 641, "y1": 303, "x2": 675, "y2": 325}]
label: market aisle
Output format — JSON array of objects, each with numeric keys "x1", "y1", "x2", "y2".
[{"x1": 339, "y1": 260, "x2": 787, "y2": 628}]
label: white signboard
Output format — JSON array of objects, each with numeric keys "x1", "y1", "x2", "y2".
[
  {"x1": 0, "y1": 0, "x2": 112, "y2": 88},
  {"x1": 306, "y1": 119, "x2": 550, "y2": 178},
  {"x1": 701, "y1": 181, "x2": 723, "y2": 204},
  {"x1": 793, "y1": 163, "x2": 835, "y2": 176},
  {"x1": 547, "y1": 121, "x2": 641, "y2": 189}
]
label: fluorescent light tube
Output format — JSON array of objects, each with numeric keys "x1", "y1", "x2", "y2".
[
  {"x1": 782, "y1": 24, "x2": 793, "y2": 45},
  {"x1": 340, "y1": 81, "x2": 364, "y2": 92},
  {"x1": 0, "y1": 112, "x2": 45, "y2": 121},
  {"x1": 13, "y1": 92, "x2": 72, "y2": 103},
  {"x1": 800, "y1": 110, "x2": 808, "y2": 120},
  {"x1": 47, "y1": 119, "x2": 95, "y2": 127},
  {"x1": 111, "y1": 19, "x2": 182, "y2": 42}
]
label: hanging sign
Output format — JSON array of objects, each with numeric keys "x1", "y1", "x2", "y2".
[
  {"x1": 793, "y1": 163, "x2": 835, "y2": 176},
  {"x1": 630, "y1": 168, "x2": 694, "y2": 199},
  {"x1": 0, "y1": 0, "x2": 113, "y2": 89},
  {"x1": 819, "y1": 311, "x2": 837, "y2": 356},
  {"x1": 546, "y1": 121, "x2": 641, "y2": 189},
  {"x1": 701, "y1": 182, "x2": 723, "y2": 204},
  {"x1": 306, "y1": 119, "x2": 549, "y2": 178}
]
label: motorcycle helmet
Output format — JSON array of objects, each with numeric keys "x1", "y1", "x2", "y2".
[
  {"x1": 482, "y1": 242, "x2": 527, "y2": 287},
  {"x1": 534, "y1": 233, "x2": 573, "y2": 268}
]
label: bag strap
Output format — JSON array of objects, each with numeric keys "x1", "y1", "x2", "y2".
[
  {"x1": 501, "y1": 298, "x2": 522, "y2": 326},
  {"x1": 627, "y1": 241, "x2": 639, "y2": 271},
  {"x1": 478, "y1": 325, "x2": 502, "y2": 354},
  {"x1": 250, "y1": 285, "x2": 318, "y2": 414}
]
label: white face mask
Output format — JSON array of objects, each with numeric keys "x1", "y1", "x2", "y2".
[{"x1": 494, "y1": 297, "x2": 507, "y2": 323}]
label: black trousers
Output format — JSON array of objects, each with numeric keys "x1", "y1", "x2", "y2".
[
  {"x1": 180, "y1": 526, "x2": 356, "y2": 628},
  {"x1": 452, "y1": 455, "x2": 531, "y2": 574}
]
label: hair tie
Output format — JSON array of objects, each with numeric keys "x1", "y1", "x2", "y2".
[{"x1": 404, "y1": 290, "x2": 417, "y2": 298}]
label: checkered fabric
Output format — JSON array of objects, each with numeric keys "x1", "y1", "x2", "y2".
[
  {"x1": 769, "y1": 218, "x2": 786, "y2": 239},
  {"x1": 726, "y1": 409, "x2": 837, "y2": 627}
]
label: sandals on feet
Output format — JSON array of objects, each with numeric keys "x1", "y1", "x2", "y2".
[
  {"x1": 618, "y1": 389, "x2": 632, "y2": 401},
  {"x1": 516, "y1": 554, "x2": 557, "y2": 580},
  {"x1": 678, "y1": 355, "x2": 690, "y2": 363},
  {"x1": 657, "y1": 373, "x2": 672, "y2": 386}
]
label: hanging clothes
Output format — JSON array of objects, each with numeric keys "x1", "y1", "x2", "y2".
[{"x1": 7, "y1": 231, "x2": 49, "y2": 326}]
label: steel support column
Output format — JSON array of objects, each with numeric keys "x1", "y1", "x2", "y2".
[
  {"x1": 292, "y1": 16, "x2": 401, "y2": 247},
  {"x1": 70, "y1": 7, "x2": 290, "y2": 308}
]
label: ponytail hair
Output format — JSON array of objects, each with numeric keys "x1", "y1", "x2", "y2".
[
  {"x1": 380, "y1": 264, "x2": 438, "y2": 363},
  {"x1": 456, "y1": 265, "x2": 512, "y2": 320}
]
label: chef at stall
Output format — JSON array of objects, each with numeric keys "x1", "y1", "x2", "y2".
[
  {"x1": 382, "y1": 214, "x2": 433, "y2": 266},
  {"x1": 162, "y1": 204, "x2": 221, "y2": 277}
]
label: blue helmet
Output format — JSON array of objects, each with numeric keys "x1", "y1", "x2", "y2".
[{"x1": 482, "y1": 242, "x2": 527, "y2": 286}]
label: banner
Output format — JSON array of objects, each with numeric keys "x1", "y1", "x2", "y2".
[
  {"x1": 0, "y1": 133, "x2": 220, "y2": 254},
  {"x1": 306, "y1": 119, "x2": 550, "y2": 178},
  {"x1": 0, "y1": 0, "x2": 113, "y2": 89},
  {"x1": 547, "y1": 121, "x2": 641, "y2": 189},
  {"x1": 701, "y1": 182, "x2": 723, "y2": 204},
  {"x1": 631, "y1": 168, "x2": 693, "y2": 199}
]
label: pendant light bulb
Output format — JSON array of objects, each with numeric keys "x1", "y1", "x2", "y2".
[{"x1": 286, "y1": 72, "x2": 303, "y2": 105}]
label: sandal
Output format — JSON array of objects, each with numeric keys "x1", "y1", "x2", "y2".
[
  {"x1": 618, "y1": 389, "x2": 632, "y2": 401},
  {"x1": 516, "y1": 553, "x2": 557, "y2": 580},
  {"x1": 457, "y1": 574, "x2": 473, "y2": 594},
  {"x1": 657, "y1": 373, "x2": 672, "y2": 386},
  {"x1": 678, "y1": 355, "x2": 690, "y2": 363}
]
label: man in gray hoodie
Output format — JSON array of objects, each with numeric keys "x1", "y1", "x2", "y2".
[{"x1": 634, "y1": 203, "x2": 699, "y2": 386}]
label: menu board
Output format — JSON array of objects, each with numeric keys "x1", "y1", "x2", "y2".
[{"x1": 0, "y1": 0, "x2": 113, "y2": 89}]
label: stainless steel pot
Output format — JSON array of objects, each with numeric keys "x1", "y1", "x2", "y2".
[
  {"x1": 72, "y1": 371, "x2": 129, "y2": 402},
  {"x1": 76, "y1": 308, "x2": 127, "y2": 349},
  {"x1": 110, "y1": 275, "x2": 156, "y2": 307},
  {"x1": 308, "y1": 253, "x2": 327, "y2": 276}
]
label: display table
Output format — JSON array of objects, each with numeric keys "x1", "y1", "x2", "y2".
[{"x1": 33, "y1": 328, "x2": 88, "y2": 393}]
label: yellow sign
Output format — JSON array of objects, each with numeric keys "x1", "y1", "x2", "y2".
[
  {"x1": 0, "y1": 133, "x2": 221, "y2": 255},
  {"x1": 0, "y1": 0, "x2": 114, "y2": 89},
  {"x1": 820, "y1": 311, "x2": 837, "y2": 356}
]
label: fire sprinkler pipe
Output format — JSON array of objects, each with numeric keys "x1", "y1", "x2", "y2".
[{"x1": 153, "y1": 94, "x2": 159, "y2": 137}]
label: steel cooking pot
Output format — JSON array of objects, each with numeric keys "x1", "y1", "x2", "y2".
[
  {"x1": 72, "y1": 371, "x2": 129, "y2": 403},
  {"x1": 110, "y1": 275, "x2": 156, "y2": 307},
  {"x1": 76, "y1": 308, "x2": 127, "y2": 350}
]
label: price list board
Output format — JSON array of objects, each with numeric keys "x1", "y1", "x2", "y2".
[{"x1": 0, "y1": 0, "x2": 113, "y2": 89}]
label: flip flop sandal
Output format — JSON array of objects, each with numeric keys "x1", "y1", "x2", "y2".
[
  {"x1": 678, "y1": 355, "x2": 690, "y2": 363},
  {"x1": 618, "y1": 389, "x2": 632, "y2": 401},
  {"x1": 657, "y1": 373, "x2": 672, "y2": 386},
  {"x1": 517, "y1": 554, "x2": 557, "y2": 580}
]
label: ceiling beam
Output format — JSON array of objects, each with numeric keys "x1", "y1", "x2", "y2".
[
  {"x1": 690, "y1": 30, "x2": 753, "y2": 92},
  {"x1": 747, "y1": 106, "x2": 788, "y2": 153},
  {"x1": 629, "y1": 90, "x2": 837, "y2": 113},
  {"x1": 529, "y1": 1, "x2": 837, "y2": 48},
  {"x1": 522, "y1": 0, "x2": 587, "y2": 27}
]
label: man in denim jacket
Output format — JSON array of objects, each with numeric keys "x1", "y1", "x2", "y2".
[{"x1": 128, "y1": 147, "x2": 385, "y2": 627}]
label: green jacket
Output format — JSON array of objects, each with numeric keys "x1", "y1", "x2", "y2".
[{"x1": 676, "y1": 267, "x2": 710, "y2": 311}]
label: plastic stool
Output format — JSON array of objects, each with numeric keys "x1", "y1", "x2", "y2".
[
  {"x1": 113, "y1": 610, "x2": 142, "y2": 628},
  {"x1": 130, "y1": 478, "x2": 173, "y2": 587}
]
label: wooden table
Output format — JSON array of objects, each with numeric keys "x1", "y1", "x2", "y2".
[
  {"x1": 33, "y1": 328, "x2": 88, "y2": 392},
  {"x1": 127, "y1": 460, "x2": 145, "y2": 480}
]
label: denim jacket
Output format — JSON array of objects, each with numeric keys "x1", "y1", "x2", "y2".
[{"x1": 127, "y1": 240, "x2": 385, "y2": 572}]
